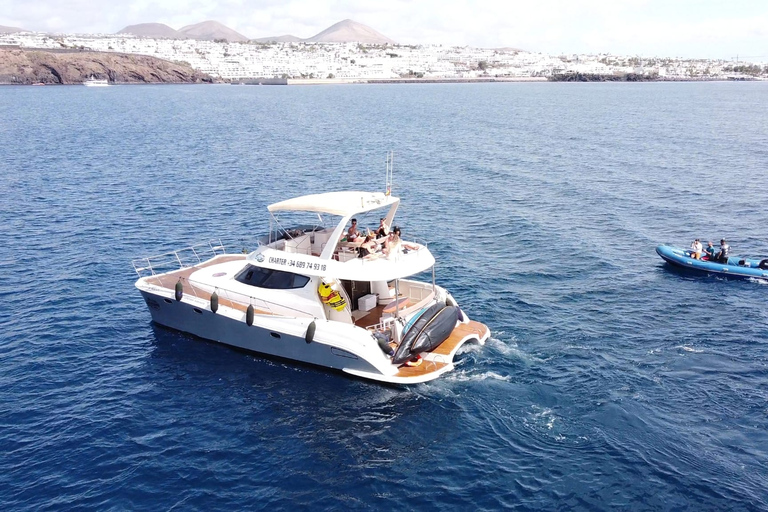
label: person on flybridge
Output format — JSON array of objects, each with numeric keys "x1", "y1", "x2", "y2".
[{"x1": 346, "y1": 218, "x2": 361, "y2": 242}]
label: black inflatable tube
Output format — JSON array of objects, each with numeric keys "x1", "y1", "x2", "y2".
[
  {"x1": 392, "y1": 302, "x2": 445, "y2": 365},
  {"x1": 410, "y1": 306, "x2": 459, "y2": 354}
]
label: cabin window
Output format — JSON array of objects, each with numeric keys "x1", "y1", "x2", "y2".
[{"x1": 234, "y1": 264, "x2": 309, "y2": 290}]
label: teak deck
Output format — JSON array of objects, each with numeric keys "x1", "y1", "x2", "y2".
[{"x1": 393, "y1": 320, "x2": 490, "y2": 378}]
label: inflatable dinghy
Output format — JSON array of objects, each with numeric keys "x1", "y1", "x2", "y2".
[{"x1": 656, "y1": 245, "x2": 768, "y2": 280}]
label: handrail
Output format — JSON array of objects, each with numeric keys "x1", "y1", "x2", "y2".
[
  {"x1": 406, "y1": 286, "x2": 433, "y2": 303},
  {"x1": 132, "y1": 239, "x2": 226, "y2": 277}
]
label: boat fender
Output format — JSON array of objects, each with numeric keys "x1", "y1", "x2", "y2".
[
  {"x1": 760, "y1": 259, "x2": 768, "y2": 270},
  {"x1": 318, "y1": 281, "x2": 347, "y2": 311},
  {"x1": 175, "y1": 279, "x2": 183, "y2": 301},
  {"x1": 246, "y1": 304, "x2": 254, "y2": 326},
  {"x1": 305, "y1": 320, "x2": 316, "y2": 344},
  {"x1": 457, "y1": 308, "x2": 464, "y2": 322},
  {"x1": 210, "y1": 291, "x2": 219, "y2": 314}
]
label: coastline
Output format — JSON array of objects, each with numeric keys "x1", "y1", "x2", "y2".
[
  {"x1": 0, "y1": 47, "x2": 212, "y2": 85},
  {"x1": 4, "y1": 76, "x2": 765, "y2": 86}
]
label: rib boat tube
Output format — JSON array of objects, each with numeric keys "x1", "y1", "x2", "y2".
[
  {"x1": 410, "y1": 306, "x2": 459, "y2": 354},
  {"x1": 656, "y1": 245, "x2": 768, "y2": 280},
  {"x1": 392, "y1": 302, "x2": 445, "y2": 365}
]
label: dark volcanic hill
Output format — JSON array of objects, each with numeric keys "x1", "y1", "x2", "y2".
[
  {"x1": 0, "y1": 48, "x2": 213, "y2": 84},
  {"x1": 0, "y1": 25, "x2": 27, "y2": 34},
  {"x1": 305, "y1": 19, "x2": 395, "y2": 44},
  {"x1": 118, "y1": 23, "x2": 183, "y2": 39},
  {"x1": 178, "y1": 20, "x2": 248, "y2": 42}
]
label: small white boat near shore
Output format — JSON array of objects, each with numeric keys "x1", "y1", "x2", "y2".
[
  {"x1": 133, "y1": 189, "x2": 489, "y2": 384},
  {"x1": 83, "y1": 76, "x2": 110, "y2": 87}
]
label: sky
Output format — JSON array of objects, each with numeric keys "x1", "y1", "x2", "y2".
[{"x1": 1, "y1": 0, "x2": 767, "y2": 60}]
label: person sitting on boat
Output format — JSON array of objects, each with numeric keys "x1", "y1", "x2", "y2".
[
  {"x1": 384, "y1": 227, "x2": 418, "y2": 258},
  {"x1": 716, "y1": 239, "x2": 730, "y2": 264},
  {"x1": 375, "y1": 217, "x2": 389, "y2": 238},
  {"x1": 393, "y1": 227, "x2": 419, "y2": 252},
  {"x1": 690, "y1": 239, "x2": 703, "y2": 260},
  {"x1": 357, "y1": 234, "x2": 379, "y2": 260},
  {"x1": 347, "y1": 218, "x2": 361, "y2": 242},
  {"x1": 704, "y1": 241, "x2": 716, "y2": 260},
  {"x1": 383, "y1": 229, "x2": 401, "y2": 259}
]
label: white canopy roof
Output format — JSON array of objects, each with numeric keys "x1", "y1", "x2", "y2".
[{"x1": 268, "y1": 191, "x2": 399, "y2": 217}]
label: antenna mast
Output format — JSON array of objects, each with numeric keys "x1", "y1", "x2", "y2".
[{"x1": 385, "y1": 151, "x2": 394, "y2": 196}]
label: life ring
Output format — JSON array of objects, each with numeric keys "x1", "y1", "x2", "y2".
[
  {"x1": 318, "y1": 281, "x2": 346, "y2": 311},
  {"x1": 759, "y1": 259, "x2": 768, "y2": 270},
  {"x1": 404, "y1": 355, "x2": 423, "y2": 367}
]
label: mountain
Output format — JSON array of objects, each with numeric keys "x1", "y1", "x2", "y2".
[
  {"x1": 118, "y1": 23, "x2": 183, "y2": 39},
  {"x1": 252, "y1": 35, "x2": 302, "y2": 43},
  {"x1": 305, "y1": 19, "x2": 395, "y2": 44},
  {"x1": 178, "y1": 20, "x2": 248, "y2": 42},
  {"x1": 0, "y1": 25, "x2": 27, "y2": 34}
]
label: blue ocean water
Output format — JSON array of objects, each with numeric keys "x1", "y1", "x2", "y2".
[{"x1": 1, "y1": 82, "x2": 767, "y2": 510}]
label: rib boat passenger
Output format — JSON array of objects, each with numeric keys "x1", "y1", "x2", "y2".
[
  {"x1": 690, "y1": 239, "x2": 702, "y2": 260},
  {"x1": 704, "y1": 241, "x2": 716, "y2": 260},
  {"x1": 716, "y1": 239, "x2": 730, "y2": 263}
]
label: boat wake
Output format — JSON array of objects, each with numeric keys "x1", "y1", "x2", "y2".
[
  {"x1": 444, "y1": 369, "x2": 512, "y2": 383},
  {"x1": 675, "y1": 344, "x2": 705, "y2": 353}
]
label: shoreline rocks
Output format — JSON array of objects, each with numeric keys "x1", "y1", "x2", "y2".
[{"x1": 0, "y1": 47, "x2": 213, "y2": 85}]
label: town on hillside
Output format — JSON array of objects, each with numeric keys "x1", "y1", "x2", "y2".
[{"x1": 1, "y1": 19, "x2": 766, "y2": 83}]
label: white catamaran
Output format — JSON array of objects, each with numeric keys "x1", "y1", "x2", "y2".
[{"x1": 134, "y1": 171, "x2": 489, "y2": 384}]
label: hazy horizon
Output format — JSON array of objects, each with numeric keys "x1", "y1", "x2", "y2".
[{"x1": 2, "y1": 0, "x2": 767, "y2": 60}]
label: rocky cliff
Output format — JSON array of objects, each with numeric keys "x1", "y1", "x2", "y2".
[{"x1": 0, "y1": 48, "x2": 213, "y2": 85}]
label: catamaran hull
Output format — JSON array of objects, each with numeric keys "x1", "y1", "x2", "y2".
[
  {"x1": 139, "y1": 288, "x2": 488, "y2": 384},
  {"x1": 139, "y1": 290, "x2": 388, "y2": 375}
]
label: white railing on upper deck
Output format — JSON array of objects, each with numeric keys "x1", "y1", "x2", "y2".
[{"x1": 132, "y1": 239, "x2": 227, "y2": 278}]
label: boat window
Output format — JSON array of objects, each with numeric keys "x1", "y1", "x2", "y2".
[{"x1": 234, "y1": 264, "x2": 309, "y2": 289}]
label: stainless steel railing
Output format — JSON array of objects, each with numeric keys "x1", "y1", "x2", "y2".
[{"x1": 132, "y1": 239, "x2": 226, "y2": 277}]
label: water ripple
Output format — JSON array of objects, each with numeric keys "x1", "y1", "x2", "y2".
[{"x1": 1, "y1": 82, "x2": 767, "y2": 510}]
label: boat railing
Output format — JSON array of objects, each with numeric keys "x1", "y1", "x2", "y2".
[
  {"x1": 408, "y1": 236, "x2": 429, "y2": 249},
  {"x1": 183, "y1": 276, "x2": 316, "y2": 318},
  {"x1": 132, "y1": 239, "x2": 227, "y2": 278},
  {"x1": 366, "y1": 315, "x2": 398, "y2": 334},
  {"x1": 400, "y1": 282, "x2": 434, "y2": 303}
]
